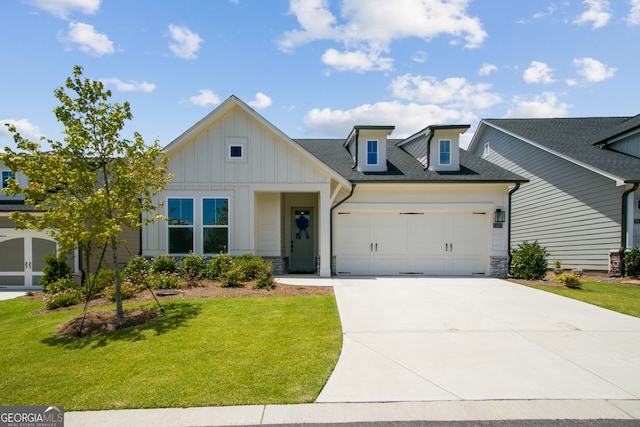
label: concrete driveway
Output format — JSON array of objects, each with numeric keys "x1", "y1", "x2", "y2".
[{"x1": 317, "y1": 277, "x2": 640, "y2": 403}]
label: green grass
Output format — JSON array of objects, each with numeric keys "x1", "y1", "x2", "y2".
[
  {"x1": 0, "y1": 295, "x2": 342, "y2": 410},
  {"x1": 532, "y1": 280, "x2": 640, "y2": 318}
]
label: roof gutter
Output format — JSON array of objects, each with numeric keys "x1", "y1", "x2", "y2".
[
  {"x1": 507, "y1": 182, "x2": 522, "y2": 275},
  {"x1": 330, "y1": 183, "x2": 356, "y2": 276},
  {"x1": 619, "y1": 181, "x2": 639, "y2": 276}
]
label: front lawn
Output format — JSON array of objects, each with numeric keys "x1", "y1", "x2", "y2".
[
  {"x1": 0, "y1": 294, "x2": 342, "y2": 410},
  {"x1": 531, "y1": 280, "x2": 640, "y2": 318}
]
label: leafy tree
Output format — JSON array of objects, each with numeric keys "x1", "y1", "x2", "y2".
[{"x1": 1, "y1": 65, "x2": 172, "y2": 318}]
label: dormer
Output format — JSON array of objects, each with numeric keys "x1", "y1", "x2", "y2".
[
  {"x1": 343, "y1": 125, "x2": 395, "y2": 172},
  {"x1": 396, "y1": 124, "x2": 469, "y2": 172}
]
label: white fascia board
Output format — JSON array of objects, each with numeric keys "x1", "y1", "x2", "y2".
[{"x1": 484, "y1": 121, "x2": 627, "y2": 186}]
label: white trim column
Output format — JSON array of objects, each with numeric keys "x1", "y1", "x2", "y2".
[{"x1": 319, "y1": 185, "x2": 331, "y2": 277}]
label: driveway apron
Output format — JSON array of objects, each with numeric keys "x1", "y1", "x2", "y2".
[{"x1": 317, "y1": 277, "x2": 640, "y2": 403}]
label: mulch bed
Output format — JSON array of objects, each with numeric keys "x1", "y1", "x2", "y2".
[{"x1": 20, "y1": 279, "x2": 334, "y2": 338}]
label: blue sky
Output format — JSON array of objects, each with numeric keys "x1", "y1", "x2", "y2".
[{"x1": 1, "y1": 0, "x2": 639, "y2": 151}]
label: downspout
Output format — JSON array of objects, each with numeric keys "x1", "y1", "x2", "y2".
[
  {"x1": 423, "y1": 128, "x2": 435, "y2": 170},
  {"x1": 330, "y1": 183, "x2": 356, "y2": 276},
  {"x1": 619, "y1": 182, "x2": 639, "y2": 276},
  {"x1": 507, "y1": 182, "x2": 522, "y2": 275}
]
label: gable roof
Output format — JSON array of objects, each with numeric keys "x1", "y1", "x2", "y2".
[
  {"x1": 295, "y1": 139, "x2": 527, "y2": 183},
  {"x1": 163, "y1": 95, "x2": 351, "y2": 189},
  {"x1": 469, "y1": 117, "x2": 640, "y2": 184}
]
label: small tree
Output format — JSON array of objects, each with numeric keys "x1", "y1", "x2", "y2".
[
  {"x1": 1, "y1": 65, "x2": 172, "y2": 318},
  {"x1": 510, "y1": 240, "x2": 549, "y2": 280}
]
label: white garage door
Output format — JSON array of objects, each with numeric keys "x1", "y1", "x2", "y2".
[{"x1": 335, "y1": 211, "x2": 486, "y2": 276}]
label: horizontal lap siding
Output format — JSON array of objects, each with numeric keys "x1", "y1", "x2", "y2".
[{"x1": 476, "y1": 127, "x2": 622, "y2": 271}]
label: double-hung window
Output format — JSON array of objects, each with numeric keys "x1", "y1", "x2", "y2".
[
  {"x1": 366, "y1": 140, "x2": 378, "y2": 165},
  {"x1": 202, "y1": 198, "x2": 229, "y2": 254},
  {"x1": 439, "y1": 139, "x2": 451, "y2": 165},
  {"x1": 167, "y1": 198, "x2": 194, "y2": 254},
  {"x1": 2, "y1": 171, "x2": 15, "y2": 189}
]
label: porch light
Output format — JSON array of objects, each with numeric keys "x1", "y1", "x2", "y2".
[{"x1": 494, "y1": 208, "x2": 506, "y2": 223}]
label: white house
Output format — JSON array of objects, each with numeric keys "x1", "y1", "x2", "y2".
[{"x1": 142, "y1": 96, "x2": 526, "y2": 278}]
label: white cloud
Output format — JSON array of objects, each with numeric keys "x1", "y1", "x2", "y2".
[
  {"x1": 321, "y1": 48, "x2": 392, "y2": 72},
  {"x1": 533, "y1": 4, "x2": 558, "y2": 20},
  {"x1": 478, "y1": 63, "x2": 497, "y2": 76},
  {"x1": 572, "y1": 57, "x2": 616, "y2": 82},
  {"x1": 628, "y1": 0, "x2": 640, "y2": 24},
  {"x1": 24, "y1": 0, "x2": 100, "y2": 19},
  {"x1": 390, "y1": 74, "x2": 502, "y2": 110},
  {"x1": 101, "y1": 78, "x2": 156, "y2": 93},
  {"x1": 303, "y1": 101, "x2": 477, "y2": 138},
  {"x1": 574, "y1": 0, "x2": 611, "y2": 29},
  {"x1": 506, "y1": 92, "x2": 571, "y2": 118},
  {"x1": 1, "y1": 119, "x2": 45, "y2": 141},
  {"x1": 523, "y1": 61, "x2": 555, "y2": 84},
  {"x1": 61, "y1": 22, "x2": 114, "y2": 56},
  {"x1": 411, "y1": 50, "x2": 427, "y2": 64},
  {"x1": 278, "y1": 0, "x2": 487, "y2": 72},
  {"x1": 248, "y1": 92, "x2": 272, "y2": 109},
  {"x1": 168, "y1": 24, "x2": 203, "y2": 60},
  {"x1": 188, "y1": 89, "x2": 220, "y2": 107}
]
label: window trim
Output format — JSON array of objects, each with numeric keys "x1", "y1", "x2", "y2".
[
  {"x1": 225, "y1": 138, "x2": 247, "y2": 162},
  {"x1": 366, "y1": 139, "x2": 379, "y2": 166},
  {"x1": 201, "y1": 197, "x2": 230, "y2": 254},
  {"x1": 167, "y1": 197, "x2": 195, "y2": 255},
  {"x1": 438, "y1": 139, "x2": 451, "y2": 166}
]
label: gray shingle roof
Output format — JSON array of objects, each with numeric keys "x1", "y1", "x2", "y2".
[
  {"x1": 484, "y1": 117, "x2": 640, "y2": 182},
  {"x1": 294, "y1": 139, "x2": 527, "y2": 183}
]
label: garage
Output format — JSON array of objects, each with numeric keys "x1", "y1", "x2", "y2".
[{"x1": 335, "y1": 210, "x2": 487, "y2": 276}]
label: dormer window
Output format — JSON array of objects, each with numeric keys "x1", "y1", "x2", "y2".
[
  {"x1": 366, "y1": 140, "x2": 379, "y2": 165},
  {"x1": 439, "y1": 140, "x2": 451, "y2": 165}
]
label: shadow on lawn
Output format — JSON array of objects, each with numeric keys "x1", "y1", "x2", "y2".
[{"x1": 41, "y1": 301, "x2": 203, "y2": 349}]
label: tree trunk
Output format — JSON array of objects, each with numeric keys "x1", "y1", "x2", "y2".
[{"x1": 110, "y1": 235, "x2": 123, "y2": 319}]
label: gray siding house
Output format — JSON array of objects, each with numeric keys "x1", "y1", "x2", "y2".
[{"x1": 468, "y1": 116, "x2": 640, "y2": 274}]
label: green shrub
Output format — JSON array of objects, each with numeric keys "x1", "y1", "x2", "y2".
[
  {"x1": 625, "y1": 248, "x2": 640, "y2": 278},
  {"x1": 235, "y1": 253, "x2": 266, "y2": 280},
  {"x1": 253, "y1": 260, "x2": 274, "y2": 290},
  {"x1": 85, "y1": 269, "x2": 115, "y2": 296},
  {"x1": 220, "y1": 263, "x2": 246, "y2": 287},
  {"x1": 149, "y1": 272, "x2": 180, "y2": 289},
  {"x1": 122, "y1": 256, "x2": 151, "y2": 288},
  {"x1": 103, "y1": 282, "x2": 138, "y2": 301},
  {"x1": 40, "y1": 253, "x2": 72, "y2": 293},
  {"x1": 151, "y1": 254, "x2": 177, "y2": 274},
  {"x1": 43, "y1": 277, "x2": 81, "y2": 309},
  {"x1": 510, "y1": 240, "x2": 549, "y2": 280},
  {"x1": 178, "y1": 252, "x2": 207, "y2": 282},
  {"x1": 205, "y1": 252, "x2": 232, "y2": 280},
  {"x1": 553, "y1": 273, "x2": 583, "y2": 289}
]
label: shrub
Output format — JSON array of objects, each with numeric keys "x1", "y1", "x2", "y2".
[
  {"x1": 625, "y1": 248, "x2": 640, "y2": 278},
  {"x1": 122, "y1": 256, "x2": 151, "y2": 288},
  {"x1": 553, "y1": 273, "x2": 583, "y2": 289},
  {"x1": 253, "y1": 260, "x2": 274, "y2": 290},
  {"x1": 85, "y1": 269, "x2": 115, "y2": 296},
  {"x1": 149, "y1": 272, "x2": 180, "y2": 289},
  {"x1": 205, "y1": 252, "x2": 233, "y2": 280},
  {"x1": 220, "y1": 263, "x2": 246, "y2": 287},
  {"x1": 43, "y1": 277, "x2": 81, "y2": 309},
  {"x1": 510, "y1": 240, "x2": 549, "y2": 280},
  {"x1": 151, "y1": 254, "x2": 177, "y2": 274},
  {"x1": 40, "y1": 253, "x2": 72, "y2": 293},
  {"x1": 103, "y1": 281, "x2": 138, "y2": 301},
  {"x1": 178, "y1": 252, "x2": 207, "y2": 282},
  {"x1": 235, "y1": 253, "x2": 266, "y2": 280}
]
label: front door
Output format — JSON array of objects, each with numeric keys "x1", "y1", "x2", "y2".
[
  {"x1": 290, "y1": 207, "x2": 315, "y2": 273},
  {"x1": 0, "y1": 232, "x2": 57, "y2": 288}
]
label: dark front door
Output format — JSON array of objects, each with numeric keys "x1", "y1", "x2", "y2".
[{"x1": 290, "y1": 207, "x2": 315, "y2": 273}]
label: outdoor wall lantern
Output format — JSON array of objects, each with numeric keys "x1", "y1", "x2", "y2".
[{"x1": 494, "y1": 208, "x2": 506, "y2": 223}]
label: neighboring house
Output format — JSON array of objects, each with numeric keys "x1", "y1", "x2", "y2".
[
  {"x1": 0, "y1": 158, "x2": 140, "y2": 289},
  {"x1": 142, "y1": 96, "x2": 526, "y2": 277},
  {"x1": 468, "y1": 116, "x2": 640, "y2": 274}
]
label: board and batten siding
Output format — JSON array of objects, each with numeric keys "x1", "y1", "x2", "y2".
[
  {"x1": 475, "y1": 126, "x2": 623, "y2": 271},
  {"x1": 143, "y1": 105, "x2": 332, "y2": 257}
]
